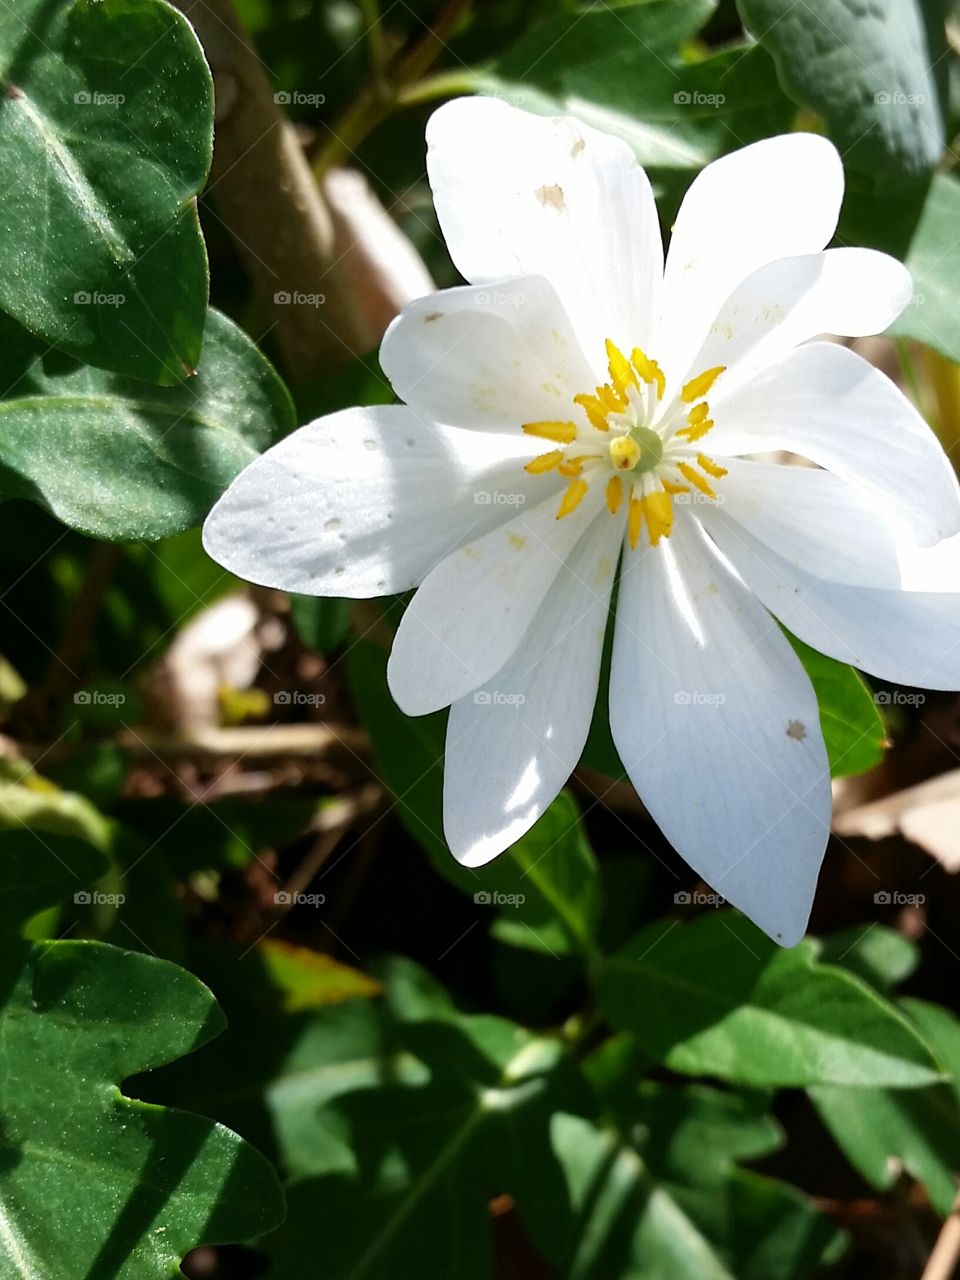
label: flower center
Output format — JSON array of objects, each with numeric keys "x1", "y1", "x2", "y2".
[{"x1": 521, "y1": 339, "x2": 728, "y2": 549}]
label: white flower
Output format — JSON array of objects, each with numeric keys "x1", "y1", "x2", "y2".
[{"x1": 203, "y1": 98, "x2": 960, "y2": 946}]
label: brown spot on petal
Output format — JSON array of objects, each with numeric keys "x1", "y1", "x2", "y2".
[
  {"x1": 535, "y1": 184, "x2": 565, "y2": 211},
  {"x1": 423, "y1": 311, "x2": 442, "y2": 322},
  {"x1": 786, "y1": 720, "x2": 807, "y2": 741}
]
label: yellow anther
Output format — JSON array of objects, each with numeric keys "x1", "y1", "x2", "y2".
[
  {"x1": 688, "y1": 403, "x2": 710, "y2": 425},
  {"x1": 524, "y1": 450, "x2": 564, "y2": 474},
  {"x1": 609, "y1": 435, "x2": 641, "y2": 471},
  {"x1": 631, "y1": 347, "x2": 666, "y2": 400},
  {"x1": 696, "y1": 453, "x2": 728, "y2": 479},
  {"x1": 605, "y1": 339, "x2": 637, "y2": 401},
  {"x1": 574, "y1": 393, "x2": 610, "y2": 432},
  {"x1": 557, "y1": 478, "x2": 590, "y2": 519},
  {"x1": 662, "y1": 479, "x2": 689, "y2": 495},
  {"x1": 522, "y1": 420, "x2": 577, "y2": 444},
  {"x1": 606, "y1": 475, "x2": 623, "y2": 514},
  {"x1": 558, "y1": 453, "x2": 601, "y2": 477},
  {"x1": 681, "y1": 365, "x2": 725, "y2": 403},
  {"x1": 628, "y1": 492, "x2": 644, "y2": 550},
  {"x1": 642, "y1": 491, "x2": 673, "y2": 546},
  {"x1": 597, "y1": 383, "x2": 626, "y2": 412},
  {"x1": 676, "y1": 461, "x2": 717, "y2": 498},
  {"x1": 676, "y1": 417, "x2": 714, "y2": 443}
]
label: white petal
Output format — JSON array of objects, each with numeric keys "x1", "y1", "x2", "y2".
[
  {"x1": 426, "y1": 96, "x2": 663, "y2": 375},
  {"x1": 678, "y1": 249, "x2": 911, "y2": 400},
  {"x1": 379, "y1": 274, "x2": 595, "y2": 430},
  {"x1": 657, "y1": 133, "x2": 844, "y2": 393},
  {"x1": 709, "y1": 343, "x2": 960, "y2": 547},
  {"x1": 388, "y1": 483, "x2": 607, "y2": 715},
  {"x1": 202, "y1": 405, "x2": 540, "y2": 597},
  {"x1": 443, "y1": 508, "x2": 623, "y2": 866},
  {"x1": 717, "y1": 458, "x2": 902, "y2": 588},
  {"x1": 704, "y1": 510, "x2": 960, "y2": 690},
  {"x1": 609, "y1": 518, "x2": 831, "y2": 946}
]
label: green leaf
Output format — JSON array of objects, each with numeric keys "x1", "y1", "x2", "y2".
[
  {"x1": 488, "y1": 0, "x2": 793, "y2": 178},
  {"x1": 549, "y1": 1087, "x2": 843, "y2": 1279},
  {"x1": 786, "y1": 633, "x2": 886, "y2": 777},
  {"x1": 0, "y1": 0, "x2": 213, "y2": 383},
  {"x1": 736, "y1": 0, "x2": 947, "y2": 182},
  {"x1": 818, "y1": 923, "x2": 920, "y2": 993},
  {"x1": 289, "y1": 594, "x2": 352, "y2": 652},
  {"x1": 265, "y1": 1013, "x2": 588, "y2": 1279},
  {"x1": 597, "y1": 912, "x2": 943, "y2": 1087},
  {"x1": 811, "y1": 997, "x2": 960, "y2": 1218},
  {"x1": 887, "y1": 173, "x2": 960, "y2": 362},
  {"x1": 0, "y1": 307, "x2": 294, "y2": 540},
  {"x1": 348, "y1": 640, "x2": 601, "y2": 958},
  {"x1": 0, "y1": 828, "x2": 285, "y2": 1276}
]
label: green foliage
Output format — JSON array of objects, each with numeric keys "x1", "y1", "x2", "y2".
[
  {"x1": 0, "y1": 829, "x2": 284, "y2": 1277},
  {"x1": 0, "y1": 308, "x2": 294, "y2": 540},
  {"x1": 0, "y1": 0, "x2": 213, "y2": 383}
]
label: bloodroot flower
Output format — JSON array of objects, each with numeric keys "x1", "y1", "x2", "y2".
[{"x1": 204, "y1": 98, "x2": 960, "y2": 944}]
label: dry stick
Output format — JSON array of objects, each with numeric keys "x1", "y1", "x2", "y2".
[
  {"x1": 920, "y1": 1190, "x2": 960, "y2": 1280},
  {"x1": 171, "y1": 0, "x2": 371, "y2": 379}
]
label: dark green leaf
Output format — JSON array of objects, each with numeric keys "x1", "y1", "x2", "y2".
[
  {"x1": 0, "y1": 308, "x2": 294, "y2": 540},
  {"x1": 598, "y1": 912, "x2": 943, "y2": 1087},
  {"x1": 0, "y1": 0, "x2": 213, "y2": 382}
]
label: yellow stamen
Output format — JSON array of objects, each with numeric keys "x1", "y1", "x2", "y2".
[
  {"x1": 631, "y1": 347, "x2": 666, "y2": 400},
  {"x1": 696, "y1": 453, "x2": 728, "y2": 479},
  {"x1": 606, "y1": 475, "x2": 623, "y2": 514},
  {"x1": 524, "y1": 450, "x2": 564, "y2": 474},
  {"x1": 574, "y1": 392, "x2": 610, "y2": 432},
  {"x1": 676, "y1": 417, "x2": 714, "y2": 443},
  {"x1": 688, "y1": 403, "x2": 710, "y2": 425},
  {"x1": 605, "y1": 339, "x2": 637, "y2": 401},
  {"x1": 677, "y1": 461, "x2": 716, "y2": 497},
  {"x1": 557, "y1": 453, "x2": 601, "y2": 477},
  {"x1": 597, "y1": 383, "x2": 626, "y2": 413},
  {"x1": 628, "y1": 492, "x2": 644, "y2": 550},
  {"x1": 522, "y1": 420, "x2": 577, "y2": 444},
  {"x1": 609, "y1": 435, "x2": 641, "y2": 471},
  {"x1": 662, "y1": 479, "x2": 689, "y2": 495},
  {"x1": 642, "y1": 491, "x2": 673, "y2": 546},
  {"x1": 557, "y1": 478, "x2": 589, "y2": 519},
  {"x1": 681, "y1": 365, "x2": 725, "y2": 403}
]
